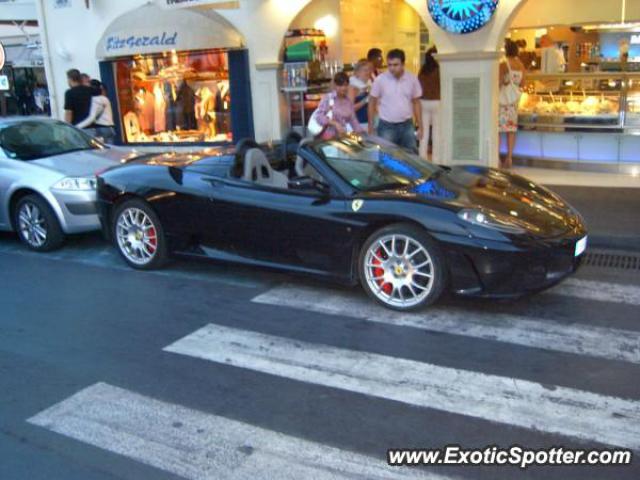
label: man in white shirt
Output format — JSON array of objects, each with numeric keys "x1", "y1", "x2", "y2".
[
  {"x1": 368, "y1": 49, "x2": 423, "y2": 152},
  {"x1": 540, "y1": 34, "x2": 566, "y2": 74}
]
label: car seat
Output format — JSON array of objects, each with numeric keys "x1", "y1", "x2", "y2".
[
  {"x1": 243, "y1": 148, "x2": 288, "y2": 189},
  {"x1": 294, "y1": 139, "x2": 323, "y2": 181}
]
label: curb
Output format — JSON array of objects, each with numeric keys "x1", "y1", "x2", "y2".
[{"x1": 587, "y1": 235, "x2": 640, "y2": 253}]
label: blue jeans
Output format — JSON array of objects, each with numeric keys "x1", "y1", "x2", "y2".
[
  {"x1": 85, "y1": 126, "x2": 116, "y2": 145},
  {"x1": 377, "y1": 119, "x2": 417, "y2": 152}
]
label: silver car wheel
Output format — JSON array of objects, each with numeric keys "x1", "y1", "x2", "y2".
[
  {"x1": 363, "y1": 234, "x2": 435, "y2": 309},
  {"x1": 18, "y1": 202, "x2": 47, "y2": 248},
  {"x1": 116, "y1": 207, "x2": 158, "y2": 266}
]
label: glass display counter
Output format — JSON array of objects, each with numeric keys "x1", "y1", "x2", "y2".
[{"x1": 503, "y1": 73, "x2": 640, "y2": 172}]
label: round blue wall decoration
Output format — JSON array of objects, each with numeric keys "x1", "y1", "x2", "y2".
[{"x1": 428, "y1": 0, "x2": 499, "y2": 34}]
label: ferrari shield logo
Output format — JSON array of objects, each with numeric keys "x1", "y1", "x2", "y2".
[{"x1": 352, "y1": 199, "x2": 364, "y2": 212}]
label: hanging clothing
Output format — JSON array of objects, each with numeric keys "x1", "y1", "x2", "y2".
[
  {"x1": 153, "y1": 83, "x2": 166, "y2": 133},
  {"x1": 164, "y1": 81, "x2": 178, "y2": 131},
  {"x1": 198, "y1": 87, "x2": 217, "y2": 123},
  {"x1": 175, "y1": 82, "x2": 197, "y2": 130},
  {"x1": 135, "y1": 89, "x2": 155, "y2": 132}
]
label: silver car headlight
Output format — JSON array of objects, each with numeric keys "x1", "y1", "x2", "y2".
[
  {"x1": 52, "y1": 176, "x2": 97, "y2": 191},
  {"x1": 458, "y1": 208, "x2": 532, "y2": 235}
]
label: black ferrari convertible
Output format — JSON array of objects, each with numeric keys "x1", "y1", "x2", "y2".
[{"x1": 96, "y1": 134, "x2": 587, "y2": 311}]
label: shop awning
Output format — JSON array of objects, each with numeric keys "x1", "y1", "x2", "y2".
[{"x1": 95, "y1": 3, "x2": 244, "y2": 59}]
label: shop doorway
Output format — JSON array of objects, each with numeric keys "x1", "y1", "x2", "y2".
[{"x1": 280, "y1": 0, "x2": 430, "y2": 135}]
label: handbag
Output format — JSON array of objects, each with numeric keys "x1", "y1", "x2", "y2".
[
  {"x1": 307, "y1": 96, "x2": 334, "y2": 136},
  {"x1": 499, "y1": 59, "x2": 522, "y2": 106}
]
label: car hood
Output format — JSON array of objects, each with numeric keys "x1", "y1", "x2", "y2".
[
  {"x1": 31, "y1": 147, "x2": 136, "y2": 177},
  {"x1": 374, "y1": 166, "x2": 584, "y2": 238}
]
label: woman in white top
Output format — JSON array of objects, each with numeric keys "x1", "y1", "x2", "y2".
[
  {"x1": 76, "y1": 79, "x2": 116, "y2": 144},
  {"x1": 499, "y1": 40, "x2": 525, "y2": 169},
  {"x1": 348, "y1": 59, "x2": 371, "y2": 131}
]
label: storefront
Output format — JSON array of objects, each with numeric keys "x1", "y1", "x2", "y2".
[
  {"x1": 504, "y1": 21, "x2": 640, "y2": 172},
  {"x1": 95, "y1": 3, "x2": 253, "y2": 146},
  {"x1": 34, "y1": 0, "x2": 640, "y2": 172},
  {"x1": 280, "y1": 0, "x2": 429, "y2": 135},
  {"x1": 0, "y1": 22, "x2": 49, "y2": 117}
]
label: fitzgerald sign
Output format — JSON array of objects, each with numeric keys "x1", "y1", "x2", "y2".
[{"x1": 105, "y1": 32, "x2": 178, "y2": 53}]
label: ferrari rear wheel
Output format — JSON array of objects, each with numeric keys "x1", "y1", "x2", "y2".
[
  {"x1": 113, "y1": 199, "x2": 167, "y2": 270},
  {"x1": 359, "y1": 224, "x2": 447, "y2": 311}
]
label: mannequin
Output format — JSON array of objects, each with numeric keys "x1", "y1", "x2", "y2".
[
  {"x1": 175, "y1": 79, "x2": 197, "y2": 131},
  {"x1": 216, "y1": 80, "x2": 230, "y2": 135}
]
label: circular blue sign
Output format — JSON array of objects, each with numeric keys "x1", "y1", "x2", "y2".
[{"x1": 428, "y1": 0, "x2": 499, "y2": 34}]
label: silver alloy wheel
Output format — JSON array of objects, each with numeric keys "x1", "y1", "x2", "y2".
[
  {"x1": 116, "y1": 207, "x2": 159, "y2": 266},
  {"x1": 363, "y1": 234, "x2": 435, "y2": 309},
  {"x1": 18, "y1": 202, "x2": 47, "y2": 248}
]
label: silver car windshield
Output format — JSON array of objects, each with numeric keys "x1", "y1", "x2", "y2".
[
  {"x1": 0, "y1": 121, "x2": 100, "y2": 161},
  {"x1": 312, "y1": 136, "x2": 441, "y2": 192}
]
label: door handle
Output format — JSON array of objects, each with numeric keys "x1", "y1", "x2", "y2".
[{"x1": 203, "y1": 176, "x2": 224, "y2": 187}]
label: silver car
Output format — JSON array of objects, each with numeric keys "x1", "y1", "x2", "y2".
[{"x1": 0, "y1": 118, "x2": 136, "y2": 251}]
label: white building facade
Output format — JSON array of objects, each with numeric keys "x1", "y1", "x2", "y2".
[{"x1": 34, "y1": 0, "x2": 640, "y2": 168}]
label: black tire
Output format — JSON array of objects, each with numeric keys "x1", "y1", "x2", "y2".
[
  {"x1": 358, "y1": 223, "x2": 448, "y2": 311},
  {"x1": 112, "y1": 198, "x2": 168, "y2": 270},
  {"x1": 13, "y1": 194, "x2": 65, "y2": 252}
]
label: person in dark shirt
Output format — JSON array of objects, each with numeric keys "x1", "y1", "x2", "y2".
[
  {"x1": 64, "y1": 69, "x2": 94, "y2": 125},
  {"x1": 367, "y1": 48, "x2": 384, "y2": 81}
]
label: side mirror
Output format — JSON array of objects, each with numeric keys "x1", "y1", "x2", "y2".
[{"x1": 289, "y1": 176, "x2": 329, "y2": 195}]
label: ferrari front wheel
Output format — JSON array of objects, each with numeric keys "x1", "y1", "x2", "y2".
[
  {"x1": 359, "y1": 224, "x2": 447, "y2": 311},
  {"x1": 113, "y1": 199, "x2": 167, "y2": 270}
]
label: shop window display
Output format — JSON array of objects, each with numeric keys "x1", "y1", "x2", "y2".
[{"x1": 115, "y1": 49, "x2": 232, "y2": 144}]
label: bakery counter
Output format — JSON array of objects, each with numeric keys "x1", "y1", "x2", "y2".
[{"x1": 503, "y1": 72, "x2": 640, "y2": 172}]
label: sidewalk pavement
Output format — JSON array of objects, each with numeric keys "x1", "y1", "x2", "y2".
[{"x1": 549, "y1": 186, "x2": 640, "y2": 252}]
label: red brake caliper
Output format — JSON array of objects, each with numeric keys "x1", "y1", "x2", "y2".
[
  {"x1": 147, "y1": 227, "x2": 157, "y2": 253},
  {"x1": 372, "y1": 247, "x2": 392, "y2": 295}
]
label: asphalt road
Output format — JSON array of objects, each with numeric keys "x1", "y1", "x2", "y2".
[{"x1": 0, "y1": 232, "x2": 639, "y2": 480}]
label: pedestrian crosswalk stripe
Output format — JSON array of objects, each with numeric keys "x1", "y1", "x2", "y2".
[
  {"x1": 252, "y1": 284, "x2": 640, "y2": 365},
  {"x1": 547, "y1": 278, "x2": 640, "y2": 306},
  {"x1": 165, "y1": 324, "x2": 640, "y2": 451},
  {"x1": 28, "y1": 382, "x2": 450, "y2": 480}
]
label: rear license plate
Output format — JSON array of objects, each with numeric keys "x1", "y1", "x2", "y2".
[{"x1": 575, "y1": 236, "x2": 588, "y2": 257}]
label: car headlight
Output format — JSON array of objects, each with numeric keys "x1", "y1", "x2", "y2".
[
  {"x1": 458, "y1": 208, "x2": 530, "y2": 234},
  {"x1": 52, "y1": 176, "x2": 97, "y2": 191}
]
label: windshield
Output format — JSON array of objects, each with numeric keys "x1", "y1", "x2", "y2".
[
  {"x1": 312, "y1": 136, "x2": 441, "y2": 191},
  {"x1": 0, "y1": 121, "x2": 101, "y2": 161}
]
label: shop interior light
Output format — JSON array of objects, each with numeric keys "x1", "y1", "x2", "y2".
[
  {"x1": 583, "y1": 22, "x2": 640, "y2": 32},
  {"x1": 314, "y1": 15, "x2": 338, "y2": 38}
]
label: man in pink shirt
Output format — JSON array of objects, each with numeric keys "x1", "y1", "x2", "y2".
[{"x1": 368, "y1": 49, "x2": 423, "y2": 153}]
